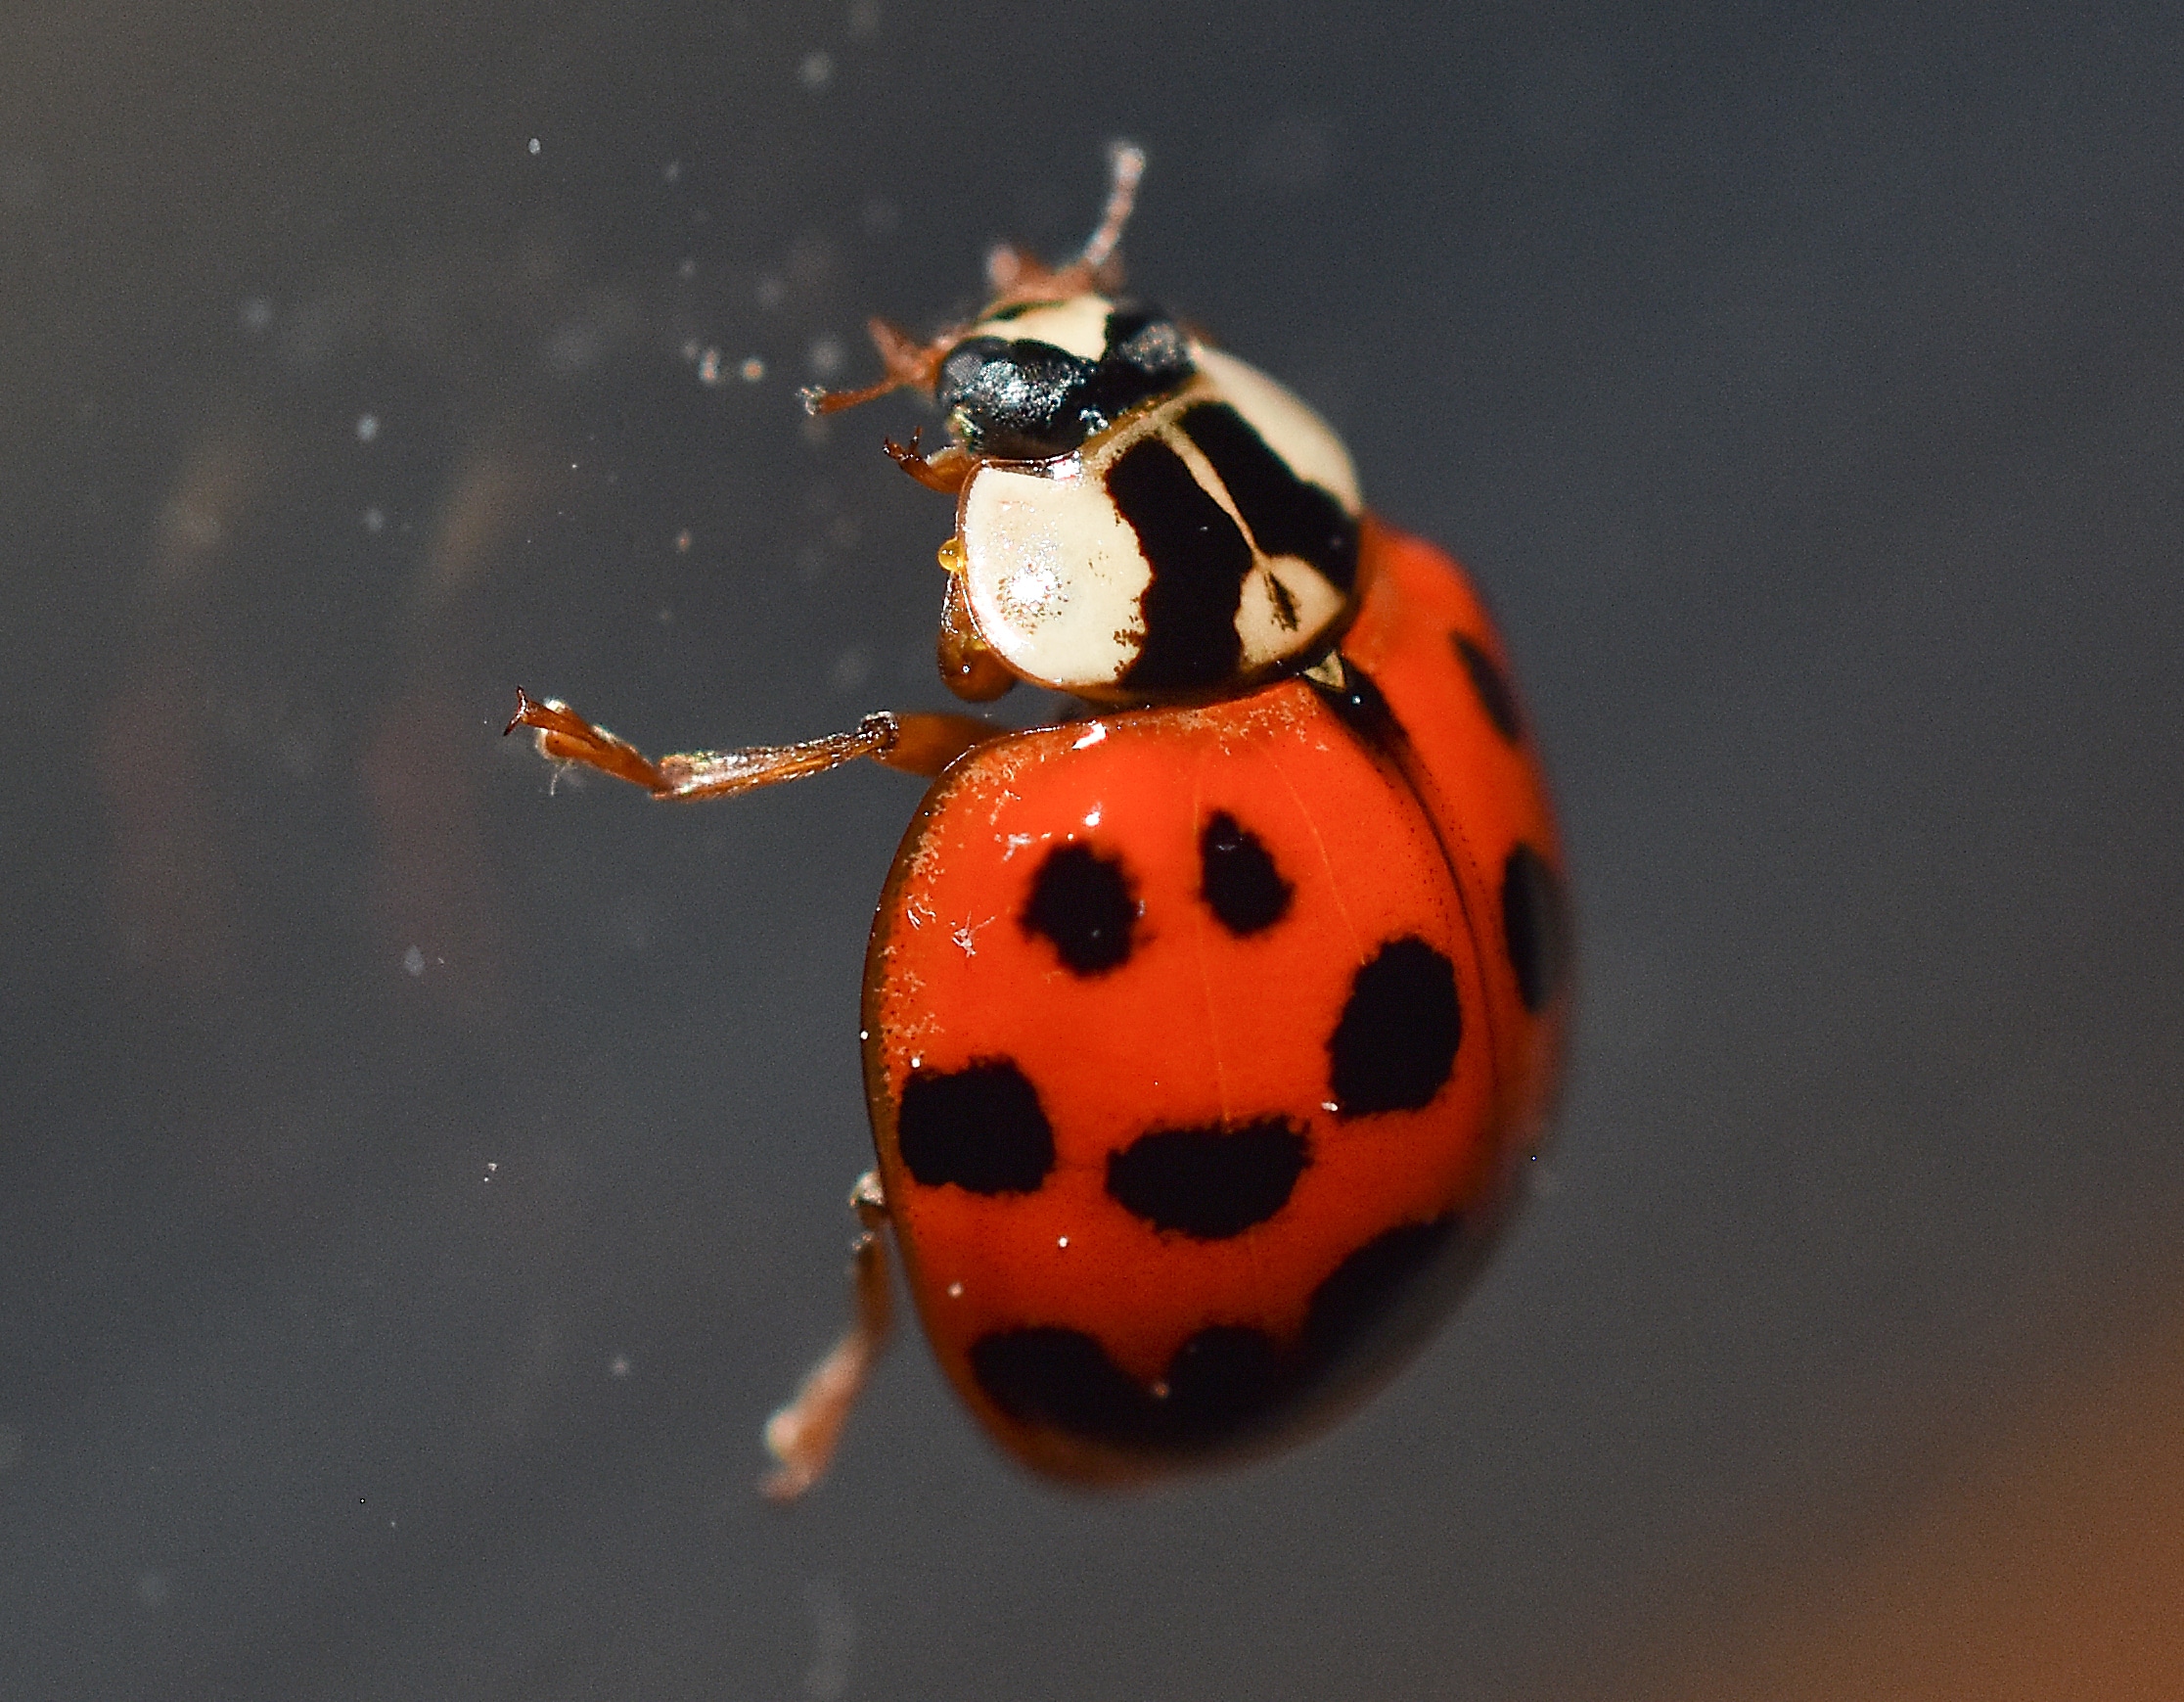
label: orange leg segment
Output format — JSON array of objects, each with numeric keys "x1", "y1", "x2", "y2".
[
  {"x1": 761, "y1": 1171, "x2": 894, "y2": 1502},
  {"x1": 883, "y1": 427, "x2": 974, "y2": 496},
  {"x1": 505, "y1": 689, "x2": 999, "y2": 799}
]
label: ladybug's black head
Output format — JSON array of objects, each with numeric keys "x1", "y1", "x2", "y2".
[{"x1": 936, "y1": 301, "x2": 1194, "y2": 461}]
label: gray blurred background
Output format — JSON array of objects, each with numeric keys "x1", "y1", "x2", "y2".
[{"x1": 5, "y1": 3, "x2": 2183, "y2": 1697}]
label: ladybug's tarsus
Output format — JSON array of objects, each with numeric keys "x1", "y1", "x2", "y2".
[
  {"x1": 884, "y1": 427, "x2": 974, "y2": 496},
  {"x1": 511, "y1": 691, "x2": 1000, "y2": 800},
  {"x1": 506, "y1": 689, "x2": 671, "y2": 792},
  {"x1": 761, "y1": 1170, "x2": 894, "y2": 1502}
]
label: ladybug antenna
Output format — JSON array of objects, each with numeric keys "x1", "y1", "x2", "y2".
[
  {"x1": 802, "y1": 142, "x2": 1152, "y2": 418},
  {"x1": 1075, "y1": 140, "x2": 1146, "y2": 277},
  {"x1": 801, "y1": 317, "x2": 941, "y2": 417},
  {"x1": 985, "y1": 140, "x2": 1147, "y2": 300}
]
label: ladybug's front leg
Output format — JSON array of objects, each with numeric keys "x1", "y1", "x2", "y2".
[
  {"x1": 882, "y1": 427, "x2": 974, "y2": 497},
  {"x1": 506, "y1": 690, "x2": 998, "y2": 798},
  {"x1": 760, "y1": 1170, "x2": 893, "y2": 1502}
]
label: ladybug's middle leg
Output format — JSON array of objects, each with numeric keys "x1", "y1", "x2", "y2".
[
  {"x1": 760, "y1": 1170, "x2": 893, "y2": 1502},
  {"x1": 506, "y1": 690, "x2": 999, "y2": 799}
]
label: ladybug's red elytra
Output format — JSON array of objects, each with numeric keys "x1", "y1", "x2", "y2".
[{"x1": 510, "y1": 145, "x2": 1570, "y2": 1498}]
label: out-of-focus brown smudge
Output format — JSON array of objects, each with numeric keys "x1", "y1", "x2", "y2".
[
  {"x1": 359, "y1": 435, "x2": 550, "y2": 1031},
  {"x1": 1615, "y1": 1293, "x2": 2184, "y2": 1702},
  {"x1": 98, "y1": 655, "x2": 243, "y2": 994},
  {"x1": 361, "y1": 688, "x2": 510, "y2": 1031},
  {"x1": 100, "y1": 420, "x2": 275, "y2": 995}
]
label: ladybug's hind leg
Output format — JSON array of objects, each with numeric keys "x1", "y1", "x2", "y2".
[
  {"x1": 506, "y1": 691, "x2": 998, "y2": 799},
  {"x1": 760, "y1": 1171, "x2": 893, "y2": 1502}
]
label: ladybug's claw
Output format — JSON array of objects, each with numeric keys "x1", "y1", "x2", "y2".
[
  {"x1": 883, "y1": 427, "x2": 974, "y2": 496},
  {"x1": 506, "y1": 689, "x2": 671, "y2": 792}
]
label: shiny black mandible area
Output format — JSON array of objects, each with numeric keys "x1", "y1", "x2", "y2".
[{"x1": 935, "y1": 303, "x2": 1194, "y2": 460}]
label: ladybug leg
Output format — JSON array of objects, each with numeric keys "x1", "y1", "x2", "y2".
[
  {"x1": 936, "y1": 573, "x2": 1017, "y2": 703},
  {"x1": 760, "y1": 1170, "x2": 893, "y2": 1502},
  {"x1": 883, "y1": 426, "x2": 973, "y2": 497},
  {"x1": 506, "y1": 690, "x2": 1000, "y2": 798}
]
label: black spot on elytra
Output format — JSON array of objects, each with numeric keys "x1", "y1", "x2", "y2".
[
  {"x1": 970, "y1": 1323, "x2": 1287, "y2": 1451},
  {"x1": 1178, "y1": 402, "x2": 1360, "y2": 591},
  {"x1": 968, "y1": 1218, "x2": 1466, "y2": 1458},
  {"x1": 1453, "y1": 632, "x2": 1523, "y2": 743},
  {"x1": 1105, "y1": 1118, "x2": 1310, "y2": 1239},
  {"x1": 1162, "y1": 1327, "x2": 1287, "y2": 1432},
  {"x1": 971, "y1": 1329, "x2": 1144, "y2": 1440},
  {"x1": 1502, "y1": 843, "x2": 1571, "y2": 1012},
  {"x1": 1307, "y1": 658, "x2": 1404, "y2": 757},
  {"x1": 1302, "y1": 1217, "x2": 1460, "y2": 1364},
  {"x1": 1329, "y1": 936, "x2": 1461, "y2": 1117},
  {"x1": 1022, "y1": 842, "x2": 1138, "y2": 975},
  {"x1": 896, "y1": 1059, "x2": 1055, "y2": 1194},
  {"x1": 1200, "y1": 810, "x2": 1293, "y2": 936},
  {"x1": 1110, "y1": 438, "x2": 1255, "y2": 692}
]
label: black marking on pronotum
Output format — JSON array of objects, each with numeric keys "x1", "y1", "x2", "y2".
[
  {"x1": 1105, "y1": 1118, "x2": 1310, "y2": 1239},
  {"x1": 1199, "y1": 810, "x2": 1293, "y2": 936},
  {"x1": 896, "y1": 1059, "x2": 1056, "y2": 1194},
  {"x1": 1178, "y1": 402, "x2": 1359, "y2": 592},
  {"x1": 1453, "y1": 632, "x2": 1523, "y2": 743},
  {"x1": 1103, "y1": 306, "x2": 1192, "y2": 380},
  {"x1": 1329, "y1": 936, "x2": 1462, "y2": 1117},
  {"x1": 967, "y1": 1215, "x2": 1465, "y2": 1456},
  {"x1": 1022, "y1": 842, "x2": 1139, "y2": 975},
  {"x1": 1501, "y1": 843, "x2": 1571, "y2": 1012},
  {"x1": 1110, "y1": 438, "x2": 1256, "y2": 691}
]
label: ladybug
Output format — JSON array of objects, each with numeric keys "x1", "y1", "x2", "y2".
[{"x1": 510, "y1": 145, "x2": 1570, "y2": 1497}]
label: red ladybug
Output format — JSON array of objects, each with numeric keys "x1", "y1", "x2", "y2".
[{"x1": 511, "y1": 146, "x2": 1570, "y2": 1497}]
